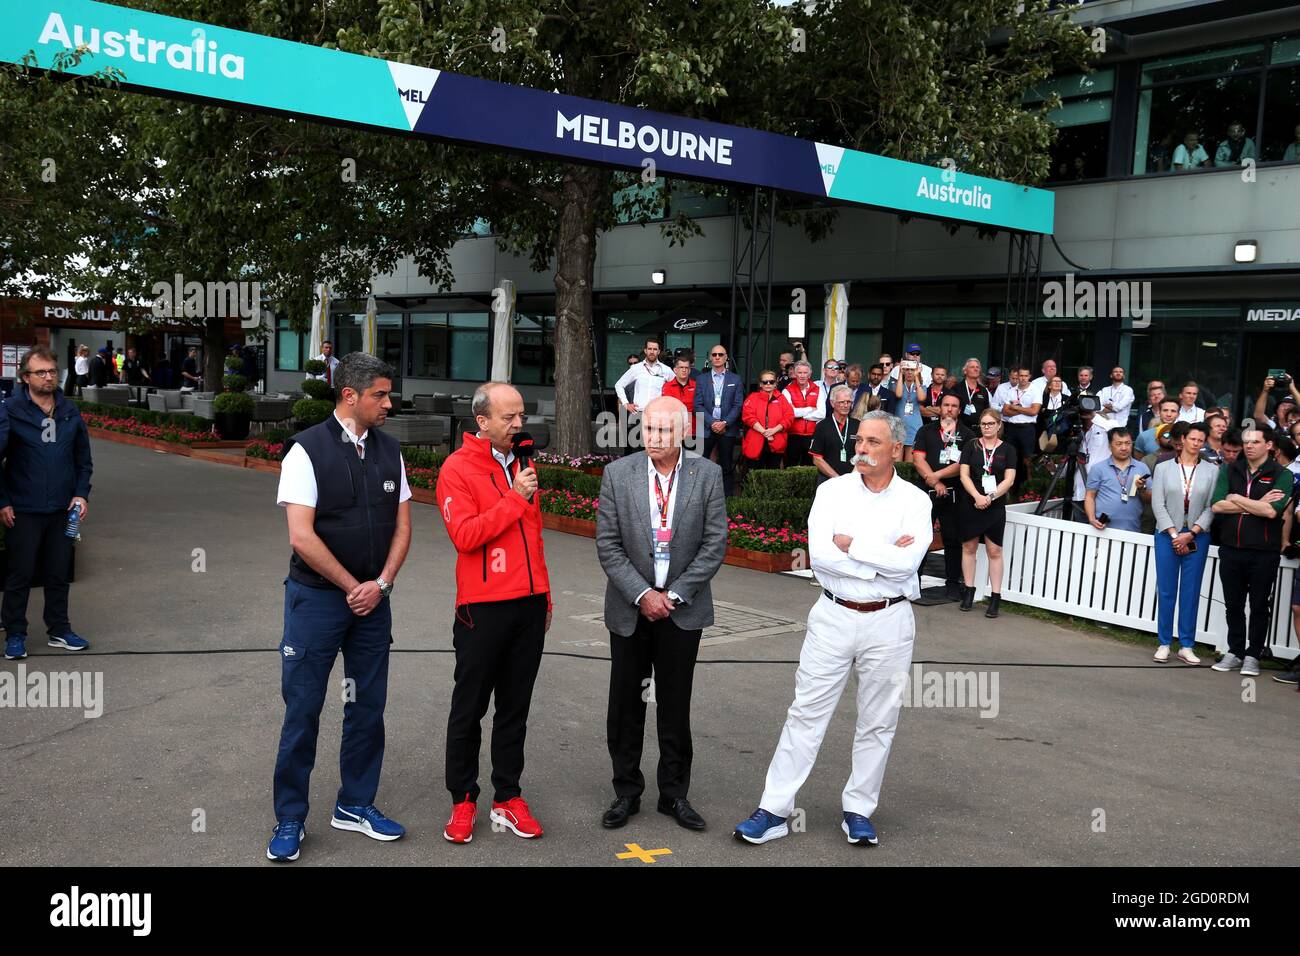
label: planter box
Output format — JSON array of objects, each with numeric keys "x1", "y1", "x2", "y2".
[
  {"x1": 244, "y1": 457, "x2": 283, "y2": 474},
  {"x1": 541, "y1": 512, "x2": 597, "y2": 538},
  {"x1": 723, "y1": 546, "x2": 796, "y2": 573},
  {"x1": 188, "y1": 449, "x2": 247, "y2": 468},
  {"x1": 409, "y1": 486, "x2": 438, "y2": 505},
  {"x1": 191, "y1": 440, "x2": 250, "y2": 450},
  {"x1": 87, "y1": 427, "x2": 193, "y2": 456}
]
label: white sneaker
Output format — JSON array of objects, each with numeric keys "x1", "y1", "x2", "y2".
[
  {"x1": 1152, "y1": 644, "x2": 1170, "y2": 663},
  {"x1": 1176, "y1": 647, "x2": 1201, "y2": 666},
  {"x1": 1211, "y1": 652, "x2": 1242, "y2": 672},
  {"x1": 1241, "y1": 656, "x2": 1260, "y2": 677}
]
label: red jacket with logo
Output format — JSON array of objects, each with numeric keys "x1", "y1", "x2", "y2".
[
  {"x1": 661, "y1": 377, "x2": 698, "y2": 434},
  {"x1": 782, "y1": 382, "x2": 821, "y2": 436},
  {"x1": 436, "y1": 432, "x2": 551, "y2": 610}
]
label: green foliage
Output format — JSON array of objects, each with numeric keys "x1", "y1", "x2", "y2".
[
  {"x1": 401, "y1": 447, "x2": 448, "y2": 471},
  {"x1": 213, "y1": 391, "x2": 254, "y2": 415},
  {"x1": 300, "y1": 378, "x2": 332, "y2": 401},
  {"x1": 727, "y1": 497, "x2": 810, "y2": 531},
  {"x1": 73, "y1": 399, "x2": 209, "y2": 434},
  {"x1": 292, "y1": 398, "x2": 333, "y2": 425},
  {"x1": 224, "y1": 355, "x2": 245, "y2": 370},
  {"x1": 303, "y1": 359, "x2": 327, "y2": 376},
  {"x1": 263, "y1": 427, "x2": 293, "y2": 445},
  {"x1": 222, "y1": 373, "x2": 249, "y2": 393},
  {"x1": 537, "y1": 465, "x2": 603, "y2": 499},
  {"x1": 741, "y1": 466, "x2": 819, "y2": 500}
]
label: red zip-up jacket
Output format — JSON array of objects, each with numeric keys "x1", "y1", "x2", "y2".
[
  {"x1": 436, "y1": 432, "x2": 551, "y2": 611},
  {"x1": 781, "y1": 381, "x2": 821, "y2": 436}
]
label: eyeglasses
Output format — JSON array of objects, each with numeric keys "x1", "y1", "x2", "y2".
[
  {"x1": 25, "y1": 368, "x2": 58, "y2": 378},
  {"x1": 760, "y1": 379, "x2": 776, "y2": 386},
  {"x1": 980, "y1": 421, "x2": 999, "y2": 427},
  {"x1": 710, "y1": 352, "x2": 726, "y2": 357}
]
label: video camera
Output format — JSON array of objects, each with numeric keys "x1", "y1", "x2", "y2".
[{"x1": 1041, "y1": 394, "x2": 1102, "y2": 453}]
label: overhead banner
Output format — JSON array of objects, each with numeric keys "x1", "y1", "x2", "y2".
[{"x1": 0, "y1": 0, "x2": 1055, "y2": 234}]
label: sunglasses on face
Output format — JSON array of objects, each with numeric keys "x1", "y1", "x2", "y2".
[
  {"x1": 710, "y1": 352, "x2": 726, "y2": 358},
  {"x1": 760, "y1": 379, "x2": 776, "y2": 385}
]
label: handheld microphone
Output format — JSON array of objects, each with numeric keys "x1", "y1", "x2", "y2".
[{"x1": 512, "y1": 431, "x2": 536, "y2": 500}]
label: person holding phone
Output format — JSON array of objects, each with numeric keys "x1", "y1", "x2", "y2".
[
  {"x1": 1149, "y1": 422, "x2": 1217, "y2": 664},
  {"x1": 957, "y1": 408, "x2": 1018, "y2": 617},
  {"x1": 1084, "y1": 428, "x2": 1151, "y2": 533}
]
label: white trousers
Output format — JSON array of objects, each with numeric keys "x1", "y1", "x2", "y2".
[{"x1": 759, "y1": 595, "x2": 915, "y2": 819}]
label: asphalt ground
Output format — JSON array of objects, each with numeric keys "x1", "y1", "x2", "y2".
[{"x1": 2, "y1": 437, "x2": 1296, "y2": 867}]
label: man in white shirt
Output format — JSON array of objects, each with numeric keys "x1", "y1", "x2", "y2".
[
  {"x1": 1172, "y1": 131, "x2": 1209, "y2": 170},
  {"x1": 1097, "y1": 366, "x2": 1136, "y2": 425},
  {"x1": 1176, "y1": 381, "x2": 1205, "y2": 423},
  {"x1": 614, "y1": 338, "x2": 673, "y2": 414},
  {"x1": 733, "y1": 410, "x2": 932, "y2": 848},
  {"x1": 1031, "y1": 358, "x2": 1070, "y2": 398},
  {"x1": 994, "y1": 366, "x2": 1042, "y2": 493},
  {"x1": 310, "y1": 341, "x2": 341, "y2": 387}
]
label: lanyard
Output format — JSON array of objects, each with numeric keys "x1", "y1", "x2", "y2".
[
  {"x1": 981, "y1": 439, "x2": 1000, "y2": 473},
  {"x1": 1179, "y1": 461, "x2": 1198, "y2": 514},
  {"x1": 966, "y1": 382, "x2": 979, "y2": 404},
  {"x1": 654, "y1": 469, "x2": 676, "y2": 528},
  {"x1": 833, "y1": 414, "x2": 849, "y2": 451},
  {"x1": 1112, "y1": 462, "x2": 1133, "y2": 498}
]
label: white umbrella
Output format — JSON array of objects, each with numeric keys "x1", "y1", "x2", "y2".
[
  {"x1": 821, "y1": 282, "x2": 849, "y2": 370},
  {"x1": 362, "y1": 294, "x2": 378, "y2": 356},
  {"x1": 309, "y1": 282, "x2": 328, "y2": 361},
  {"x1": 490, "y1": 278, "x2": 516, "y2": 382}
]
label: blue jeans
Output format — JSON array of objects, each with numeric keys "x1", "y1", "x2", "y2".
[
  {"x1": 273, "y1": 578, "x2": 392, "y2": 822},
  {"x1": 1153, "y1": 530, "x2": 1209, "y2": 647}
]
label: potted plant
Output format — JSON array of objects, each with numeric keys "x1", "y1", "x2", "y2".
[
  {"x1": 292, "y1": 398, "x2": 333, "y2": 430},
  {"x1": 214, "y1": 355, "x2": 255, "y2": 440}
]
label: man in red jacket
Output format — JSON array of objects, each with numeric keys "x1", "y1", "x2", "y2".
[
  {"x1": 661, "y1": 353, "x2": 698, "y2": 440},
  {"x1": 436, "y1": 381, "x2": 552, "y2": 845},
  {"x1": 782, "y1": 360, "x2": 821, "y2": 467}
]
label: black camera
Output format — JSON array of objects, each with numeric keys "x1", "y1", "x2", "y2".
[{"x1": 1270, "y1": 370, "x2": 1292, "y2": 395}]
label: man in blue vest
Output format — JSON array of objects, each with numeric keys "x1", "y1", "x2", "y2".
[
  {"x1": 0, "y1": 347, "x2": 93, "y2": 661},
  {"x1": 693, "y1": 344, "x2": 743, "y2": 496},
  {"x1": 267, "y1": 352, "x2": 413, "y2": 862}
]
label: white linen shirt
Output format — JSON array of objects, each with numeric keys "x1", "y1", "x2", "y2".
[
  {"x1": 614, "y1": 360, "x2": 673, "y2": 408},
  {"x1": 808, "y1": 470, "x2": 933, "y2": 602},
  {"x1": 633, "y1": 455, "x2": 685, "y2": 605},
  {"x1": 1097, "y1": 383, "x2": 1135, "y2": 422},
  {"x1": 994, "y1": 380, "x2": 1044, "y2": 424},
  {"x1": 277, "y1": 411, "x2": 412, "y2": 507}
]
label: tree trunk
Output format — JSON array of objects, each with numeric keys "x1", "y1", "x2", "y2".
[{"x1": 551, "y1": 167, "x2": 604, "y2": 458}]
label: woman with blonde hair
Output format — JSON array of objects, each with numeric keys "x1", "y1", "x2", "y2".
[
  {"x1": 851, "y1": 390, "x2": 881, "y2": 420},
  {"x1": 957, "y1": 407, "x2": 1018, "y2": 617}
]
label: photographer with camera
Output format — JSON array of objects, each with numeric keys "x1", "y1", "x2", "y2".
[
  {"x1": 1084, "y1": 428, "x2": 1151, "y2": 533},
  {"x1": 1253, "y1": 373, "x2": 1300, "y2": 432}
]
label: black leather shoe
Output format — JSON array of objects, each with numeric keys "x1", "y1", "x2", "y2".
[
  {"x1": 959, "y1": 586, "x2": 975, "y2": 611},
  {"x1": 985, "y1": 593, "x2": 1001, "y2": 618},
  {"x1": 601, "y1": 796, "x2": 640, "y2": 829},
  {"x1": 657, "y1": 797, "x2": 706, "y2": 830}
]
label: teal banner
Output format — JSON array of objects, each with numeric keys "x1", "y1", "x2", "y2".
[{"x1": 0, "y1": 0, "x2": 1055, "y2": 234}]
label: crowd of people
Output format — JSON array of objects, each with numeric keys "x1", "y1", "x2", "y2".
[
  {"x1": 613, "y1": 336, "x2": 1300, "y2": 678},
  {"x1": 60, "y1": 342, "x2": 261, "y2": 396}
]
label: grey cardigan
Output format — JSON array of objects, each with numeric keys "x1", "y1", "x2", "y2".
[{"x1": 1150, "y1": 456, "x2": 1218, "y2": 534}]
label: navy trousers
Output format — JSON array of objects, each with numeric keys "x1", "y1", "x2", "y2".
[{"x1": 273, "y1": 578, "x2": 392, "y2": 823}]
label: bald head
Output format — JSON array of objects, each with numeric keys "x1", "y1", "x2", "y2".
[
  {"x1": 643, "y1": 395, "x2": 689, "y2": 462},
  {"x1": 472, "y1": 381, "x2": 525, "y2": 452}
]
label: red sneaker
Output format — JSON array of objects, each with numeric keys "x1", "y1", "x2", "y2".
[
  {"x1": 490, "y1": 796, "x2": 544, "y2": 838},
  {"x1": 444, "y1": 798, "x2": 476, "y2": 844}
]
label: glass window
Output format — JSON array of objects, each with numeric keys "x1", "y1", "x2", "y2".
[
  {"x1": 511, "y1": 312, "x2": 554, "y2": 385},
  {"x1": 275, "y1": 316, "x2": 303, "y2": 371},
  {"x1": 804, "y1": 307, "x2": 884, "y2": 375},
  {"x1": 1028, "y1": 70, "x2": 1114, "y2": 182},
  {"x1": 1134, "y1": 45, "x2": 1264, "y2": 175},
  {"x1": 333, "y1": 314, "x2": 363, "y2": 357},
  {"x1": 1119, "y1": 305, "x2": 1240, "y2": 415},
  {"x1": 604, "y1": 312, "x2": 661, "y2": 387},
  {"x1": 449, "y1": 312, "x2": 489, "y2": 381},
  {"x1": 1262, "y1": 62, "x2": 1300, "y2": 162},
  {"x1": 904, "y1": 307, "x2": 991, "y2": 379},
  {"x1": 409, "y1": 313, "x2": 449, "y2": 379}
]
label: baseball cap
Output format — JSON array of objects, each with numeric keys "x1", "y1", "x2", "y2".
[
  {"x1": 906, "y1": 344, "x2": 922, "y2": 354},
  {"x1": 1278, "y1": 396, "x2": 1297, "y2": 408},
  {"x1": 986, "y1": 366, "x2": 1002, "y2": 377}
]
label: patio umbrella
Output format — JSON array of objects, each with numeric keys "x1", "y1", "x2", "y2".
[
  {"x1": 490, "y1": 278, "x2": 516, "y2": 382},
  {"x1": 309, "y1": 282, "x2": 328, "y2": 361},
  {"x1": 821, "y1": 282, "x2": 849, "y2": 368},
  {"x1": 362, "y1": 294, "x2": 378, "y2": 356}
]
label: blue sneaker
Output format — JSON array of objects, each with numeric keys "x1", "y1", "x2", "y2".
[
  {"x1": 842, "y1": 811, "x2": 879, "y2": 845},
  {"x1": 4, "y1": 634, "x2": 27, "y2": 660},
  {"x1": 48, "y1": 632, "x2": 89, "y2": 651},
  {"x1": 267, "y1": 821, "x2": 305, "y2": 861},
  {"x1": 733, "y1": 807, "x2": 789, "y2": 845},
  {"x1": 331, "y1": 803, "x2": 406, "y2": 842}
]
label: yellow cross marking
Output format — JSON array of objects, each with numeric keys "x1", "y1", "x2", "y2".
[{"x1": 616, "y1": 843, "x2": 672, "y2": 863}]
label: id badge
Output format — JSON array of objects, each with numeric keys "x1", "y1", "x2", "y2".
[
  {"x1": 655, "y1": 526, "x2": 672, "y2": 558},
  {"x1": 840, "y1": 448, "x2": 848, "y2": 462},
  {"x1": 982, "y1": 474, "x2": 996, "y2": 495},
  {"x1": 964, "y1": 403, "x2": 976, "y2": 416},
  {"x1": 904, "y1": 402, "x2": 914, "y2": 415},
  {"x1": 940, "y1": 446, "x2": 956, "y2": 465}
]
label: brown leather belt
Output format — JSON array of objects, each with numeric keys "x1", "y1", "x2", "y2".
[{"x1": 822, "y1": 589, "x2": 909, "y2": 613}]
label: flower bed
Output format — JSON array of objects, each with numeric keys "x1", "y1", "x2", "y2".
[
  {"x1": 538, "y1": 487, "x2": 598, "y2": 521},
  {"x1": 82, "y1": 412, "x2": 212, "y2": 445},
  {"x1": 533, "y1": 452, "x2": 616, "y2": 472},
  {"x1": 245, "y1": 439, "x2": 285, "y2": 460}
]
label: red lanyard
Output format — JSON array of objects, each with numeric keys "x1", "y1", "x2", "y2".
[
  {"x1": 1179, "y1": 462, "x2": 1198, "y2": 514},
  {"x1": 981, "y1": 440, "x2": 1000, "y2": 473},
  {"x1": 654, "y1": 470, "x2": 676, "y2": 528}
]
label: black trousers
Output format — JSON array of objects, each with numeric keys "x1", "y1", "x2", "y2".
[
  {"x1": 445, "y1": 594, "x2": 547, "y2": 803},
  {"x1": 1218, "y1": 546, "x2": 1279, "y2": 660},
  {"x1": 2, "y1": 511, "x2": 74, "y2": 637},
  {"x1": 702, "y1": 431, "x2": 736, "y2": 496},
  {"x1": 932, "y1": 492, "x2": 961, "y2": 584},
  {"x1": 1004, "y1": 423, "x2": 1036, "y2": 493},
  {"x1": 785, "y1": 434, "x2": 812, "y2": 468},
  {"x1": 607, "y1": 613, "x2": 702, "y2": 801}
]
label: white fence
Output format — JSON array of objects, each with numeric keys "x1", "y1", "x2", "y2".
[{"x1": 972, "y1": 501, "x2": 1298, "y2": 660}]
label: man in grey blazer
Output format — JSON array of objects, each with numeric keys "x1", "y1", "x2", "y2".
[{"x1": 596, "y1": 395, "x2": 729, "y2": 831}]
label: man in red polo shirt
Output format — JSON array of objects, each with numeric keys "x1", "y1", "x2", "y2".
[
  {"x1": 661, "y1": 353, "x2": 698, "y2": 441},
  {"x1": 782, "y1": 360, "x2": 821, "y2": 467},
  {"x1": 436, "y1": 381, "x2": 552, "y2": 845}
]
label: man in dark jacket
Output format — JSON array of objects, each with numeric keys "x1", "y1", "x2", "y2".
[
  {"x1": 89, "y1": 347, "x2": 113, "y2": 387},
  {"x1": 1210, "y1": 427, "x2": 1294, "y2": 678},
  {"x1": 0, "y1": 347, "x2": 93, "y2": 660}
]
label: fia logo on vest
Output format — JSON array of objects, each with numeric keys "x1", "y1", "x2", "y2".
[{"x1": 383, "y1": 480, "x2": 396, "y2": 493}]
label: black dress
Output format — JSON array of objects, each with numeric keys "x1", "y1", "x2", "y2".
[{"x1": 957, "y1": 439, "x2": 1018, "y2": 545}]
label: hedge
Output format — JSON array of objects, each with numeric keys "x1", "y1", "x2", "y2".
[
  {"x1": 537, "y1": 465, "x2": 603, "y2": 499},
  {"x1": 74, "y1": 399, "x2": 211, "y2": 435}
]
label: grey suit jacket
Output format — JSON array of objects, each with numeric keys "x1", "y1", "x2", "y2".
[{"x1": 596, "y1": 450, "x2": 728, "y2": 637}]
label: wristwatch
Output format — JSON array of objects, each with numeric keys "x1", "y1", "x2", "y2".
[{"x1": 376, "y1": 577, "x2": 394, "y2": 598}]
